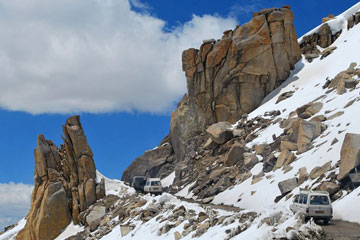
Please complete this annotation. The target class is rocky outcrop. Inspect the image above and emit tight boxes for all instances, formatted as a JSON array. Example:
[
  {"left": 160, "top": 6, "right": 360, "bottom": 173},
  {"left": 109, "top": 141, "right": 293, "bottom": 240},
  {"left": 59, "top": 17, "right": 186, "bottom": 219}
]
[
  {"left": 17, "top": 116, "right": 105, "bottom": 240},
  {"left": 300, "top": 23, "right": 341, "bottom": 56},
  {"left": 347, "top": 11, "right": 360, "bottom": 30},
  {"left": 170, "top": 5, "right": 301, "bottom": 167},
  {"left": 278, "top": 178, "right": 298, "bottom": 195},
  {"left": 122, "top": 140, "right": 175, "bottom": 183},
  {"left": 338, "top": 133, "right": 360, "bottom": 181},
  {"left": 123, "top": 7, "right": 301, "bottom": 194}
]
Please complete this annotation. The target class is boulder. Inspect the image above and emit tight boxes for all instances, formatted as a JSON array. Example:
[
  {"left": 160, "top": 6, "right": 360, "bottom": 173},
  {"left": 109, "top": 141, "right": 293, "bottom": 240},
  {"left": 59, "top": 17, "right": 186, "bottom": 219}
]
[
  {"left": 254, "top": 144, "right": 269, "bottom": 156},
  {"left": 120, "top": 225, "right": 135, "bottom": 237},
  {"left": 274, "top": 150, "right": 295, "bottom": 170},
  {"left": 278, "top": 178, "right": 298, "bottom": 195},
  {"left": 174, "top": 231, "right": 182, "bottom": 240},
  {"left": 244, "top": 153, "right": 259, "bottom": 169},
  {"left": 318, "top": 23, "right": 333, "bottom": 48},
  {"left": 297, "top": 167, "right": 308, "bottom": 185},
  {"left": 263, "top": 153, "right": 277, "bottom": 173},
  {"left": 318, "top": 182, "right": 340, "bottom": 195},
  {"left": 225, "top": 144, "right": 245, "bottom": 166},
  {"left": 86, "top": 206, "right": 106, "bottom": 229},
  {"left": 322, "top": 15, "right": 335, "bottom": 23},
  {"left": 338, "top": 133, "right": 360, "bottom": 181},
  {"left": 310, "top": 162, "right": 331, "bottom": 179},
  {"left": 296, "top": 102, "right": 323, "bottom": 119},
  {"left": 203, "top": 138, "right": 218, "bottom": 150},
  {"left": 280, "top": 141, "right": 297, "bottom": 151},
  {"left": 206, "top": 122, "right": 234, "bottom": 144},
  {"left": 293, "top": 119, "right": 325, "bottom": 153}
]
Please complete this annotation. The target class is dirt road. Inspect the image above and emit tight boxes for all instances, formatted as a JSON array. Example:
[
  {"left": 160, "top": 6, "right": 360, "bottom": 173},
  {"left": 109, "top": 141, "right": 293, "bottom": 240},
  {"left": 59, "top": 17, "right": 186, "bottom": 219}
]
[{"left": 322, "top": 219, "right": 360, "bottom": 240}]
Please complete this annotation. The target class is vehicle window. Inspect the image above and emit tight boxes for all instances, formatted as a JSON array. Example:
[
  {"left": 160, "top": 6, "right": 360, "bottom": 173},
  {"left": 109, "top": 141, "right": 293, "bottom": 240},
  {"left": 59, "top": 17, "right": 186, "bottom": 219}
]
[
  {"left": 310, "top": 195, "right": 329, "bottom": 205},
  {"left": 293, "top": 195, "right": 299, "bottom": 203},
  {"left": 299, "top": 194, "right": 304, "bottom": 204},
  {"left": 151, "top": 181, "right": 161, "bottom": 186},
  {"left": 303, "top": 195, "right": 308, "bottom": 204},
  {"left": 146, "top": 181, "right": 150, "bottom": 186},
  {"left": 135, "top": 178, "right": 144, "bottom": 183}
]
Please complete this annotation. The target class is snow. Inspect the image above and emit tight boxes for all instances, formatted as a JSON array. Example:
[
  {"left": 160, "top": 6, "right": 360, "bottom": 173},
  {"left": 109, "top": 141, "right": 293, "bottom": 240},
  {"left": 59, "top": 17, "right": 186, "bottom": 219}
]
[
  {"left": 3, "top": 3, "right": 360, "bottom": 240},
  {"left": 0, "top": 218, "right": 26, "bottom": 240},
  {"left": 97, "top": 170, "right": 136, "bottom": 196},
  {"left": 175, "top": 181, "right": 196, "bottom": 198},
  {"left": 333, "top": 186, "right": 360, "bottom": 224},
  {"left": 54, "top": 222, "right": 84, "bottom": 240},
  {"left": 161, "top": 171, "right": 176, "bottom": 187},
  {"left": 299, "top": 2, "right": 360, "bottom": 43},
  {"left": 214, "top": 6, "right": 360, "bottom": 225}
]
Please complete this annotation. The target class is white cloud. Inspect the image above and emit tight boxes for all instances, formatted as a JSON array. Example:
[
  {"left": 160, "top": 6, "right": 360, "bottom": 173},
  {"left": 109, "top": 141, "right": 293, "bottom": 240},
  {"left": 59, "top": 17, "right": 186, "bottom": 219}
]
[
  {"left": 0, "top": 182, "right": 32, "bottom": 231},
  {"left": 0, "top": 0, "right": 237, "bottom": 114}
]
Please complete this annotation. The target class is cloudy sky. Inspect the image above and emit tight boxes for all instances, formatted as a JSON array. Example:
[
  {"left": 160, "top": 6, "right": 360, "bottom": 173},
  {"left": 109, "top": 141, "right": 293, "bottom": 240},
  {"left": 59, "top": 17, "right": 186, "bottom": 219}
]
[{"left": 0, "top": 0, "right": 358, "bottom": 232}]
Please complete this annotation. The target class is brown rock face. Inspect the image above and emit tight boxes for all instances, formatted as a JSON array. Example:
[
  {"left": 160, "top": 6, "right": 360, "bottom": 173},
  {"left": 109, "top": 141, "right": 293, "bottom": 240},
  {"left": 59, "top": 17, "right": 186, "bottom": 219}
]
[
  {"left": 338, "top": 133, "right": 360, "bottom": 181},
  {"left": 122, "top": 140, "right": 175, "bottom": 183},
  {"left": 123, "top": 6, "right": 301, "bottom": 185},
  {"left": 171, "top": 6, "right": 301, "bottom": 162},
  {"left": 17, "top": 116, "right": 105, "bottom": 240}
]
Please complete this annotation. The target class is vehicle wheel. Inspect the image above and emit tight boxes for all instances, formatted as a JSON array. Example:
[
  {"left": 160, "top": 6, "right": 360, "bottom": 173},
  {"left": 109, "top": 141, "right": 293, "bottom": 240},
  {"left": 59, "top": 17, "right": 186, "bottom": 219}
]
[
  {"left": 304, "top": 217, "right": 309, "bottom": 222},
  {"left": 324, "top": 219, "right": 329, "bottom": 225}
]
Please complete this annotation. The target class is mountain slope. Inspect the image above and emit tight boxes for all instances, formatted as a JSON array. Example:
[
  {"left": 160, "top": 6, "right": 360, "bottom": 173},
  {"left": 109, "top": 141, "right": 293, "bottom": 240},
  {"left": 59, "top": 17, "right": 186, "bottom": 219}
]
[{"left": 2, "top": 3, "right": 360, "bottom": 240}]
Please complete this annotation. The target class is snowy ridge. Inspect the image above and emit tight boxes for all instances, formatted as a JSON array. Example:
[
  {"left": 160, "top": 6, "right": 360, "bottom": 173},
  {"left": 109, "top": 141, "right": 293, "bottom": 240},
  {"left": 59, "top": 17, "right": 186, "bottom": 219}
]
[
  {"left": 213, "top": 14, "right": 360, "bottom": 223},
  {"left": 299, "top": 2, "right": 360, "bottom": 43}
]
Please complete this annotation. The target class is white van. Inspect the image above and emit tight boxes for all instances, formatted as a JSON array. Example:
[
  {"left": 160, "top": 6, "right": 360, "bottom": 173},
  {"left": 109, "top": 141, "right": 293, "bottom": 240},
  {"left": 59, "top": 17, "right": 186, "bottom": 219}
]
[
  {"left": 144, "top": 178, "right": 163, "bottom": 195},
  {"left": 290, "top": 190, "right": 332, "bottom": 224}
]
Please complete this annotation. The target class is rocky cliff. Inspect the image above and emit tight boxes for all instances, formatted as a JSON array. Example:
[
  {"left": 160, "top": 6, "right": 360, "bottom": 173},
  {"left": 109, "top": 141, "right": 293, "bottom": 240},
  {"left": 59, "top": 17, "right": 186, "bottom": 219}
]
[
  {"left": 122, "top": 6, "right": 301, "bottom": 183},
  {"left": 17, "top": 116, "right": 105, "bottom": 240}
]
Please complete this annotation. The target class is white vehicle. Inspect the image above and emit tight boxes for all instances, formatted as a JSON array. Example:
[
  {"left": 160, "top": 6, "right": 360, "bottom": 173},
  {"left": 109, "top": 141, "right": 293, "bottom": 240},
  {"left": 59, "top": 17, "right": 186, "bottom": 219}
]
[
  {"left": 290, "top": 190, "right": 333, "bottom": 224},
  {"left": 144, "top": 178, "right": 163, "bottom": 195}
]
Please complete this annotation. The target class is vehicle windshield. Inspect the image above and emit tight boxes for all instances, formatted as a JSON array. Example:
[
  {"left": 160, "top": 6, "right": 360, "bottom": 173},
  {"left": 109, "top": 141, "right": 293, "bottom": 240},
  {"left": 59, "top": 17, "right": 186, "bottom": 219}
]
[
  {"left": 134, "top": 178, "right": 145, "bottom": 183},
  {"left": 151, "top": 181, "right": 161, "bottom": 186},
  {"left": 310, "top": 195, "right": 329, "bottom": 205}
]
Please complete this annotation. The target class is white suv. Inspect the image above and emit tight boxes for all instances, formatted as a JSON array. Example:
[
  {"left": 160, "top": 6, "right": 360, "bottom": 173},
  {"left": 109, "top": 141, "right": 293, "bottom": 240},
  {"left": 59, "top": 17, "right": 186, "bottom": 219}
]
[
  {"left": 290, "top": 190, "right": 333, "bottom": 224},
  {"left": 144, "top": 178, "right": 163, "bottom": 195}
]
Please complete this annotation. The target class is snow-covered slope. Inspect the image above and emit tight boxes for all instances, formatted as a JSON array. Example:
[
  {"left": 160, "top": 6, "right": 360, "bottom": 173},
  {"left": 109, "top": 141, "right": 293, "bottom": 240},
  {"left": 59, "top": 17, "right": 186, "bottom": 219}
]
[
  {"left": 212, "top": 5, "right": 360, "bottom": 224},
  {"left": 2, "top": 3, "right": 360, "bottom": 240}
]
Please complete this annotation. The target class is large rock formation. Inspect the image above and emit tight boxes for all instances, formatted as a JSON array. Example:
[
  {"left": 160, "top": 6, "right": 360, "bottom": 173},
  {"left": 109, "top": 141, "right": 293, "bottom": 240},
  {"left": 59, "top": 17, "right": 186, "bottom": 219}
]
[
  {"left": 17, "top": 116, "right": 105, "bottom": 240},
  {"left": 123, "top": 6, "right": 301, "bottom": 183},
  {"left": 338, "top": 133, "right": 360, "bottom": 181},
  {"left": 170, "top": 6, "right": 301, "bottom": 164}
]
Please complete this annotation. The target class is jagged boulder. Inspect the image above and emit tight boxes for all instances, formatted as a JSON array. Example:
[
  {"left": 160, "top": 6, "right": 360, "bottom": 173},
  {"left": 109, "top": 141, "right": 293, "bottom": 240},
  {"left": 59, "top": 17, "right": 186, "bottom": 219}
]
[
  {"left": 274, "top": 149, "right": 295, "bottom": 170},
  {"left": 244, "top": 153, "right": 259, "bottom": 169},
  {"left": 318, "top": 182, "right": 340, "bottom": 195},
  {"left": 17, "top": 116, "right": 105, "bottom": 240},
  {"left": 338, "top": 133, "right": 360, "bottom": 181},
  {"left": 310, "top": 162, "right": 331, "bottom": 180},
  {"left": 278, "top": 178, "right": 298, "bottom": 195},
  {"left": 206, "top": 122, "right": 234, "bottom": 145},
  {"left": 296, "top": 102, "right": 323, "bottom": 119},
  {"left": 225, "top": 144, "right": 245, "bottom": 166},
  {"left": 291, "top": 119, "right": 326, "bottom": 153}
]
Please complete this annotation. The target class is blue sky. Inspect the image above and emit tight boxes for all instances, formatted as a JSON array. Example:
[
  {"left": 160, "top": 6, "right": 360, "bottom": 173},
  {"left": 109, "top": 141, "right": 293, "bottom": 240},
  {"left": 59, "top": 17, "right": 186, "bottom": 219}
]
[{"left": 0, "top": 0, "right": 359, "bottom": 231}]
